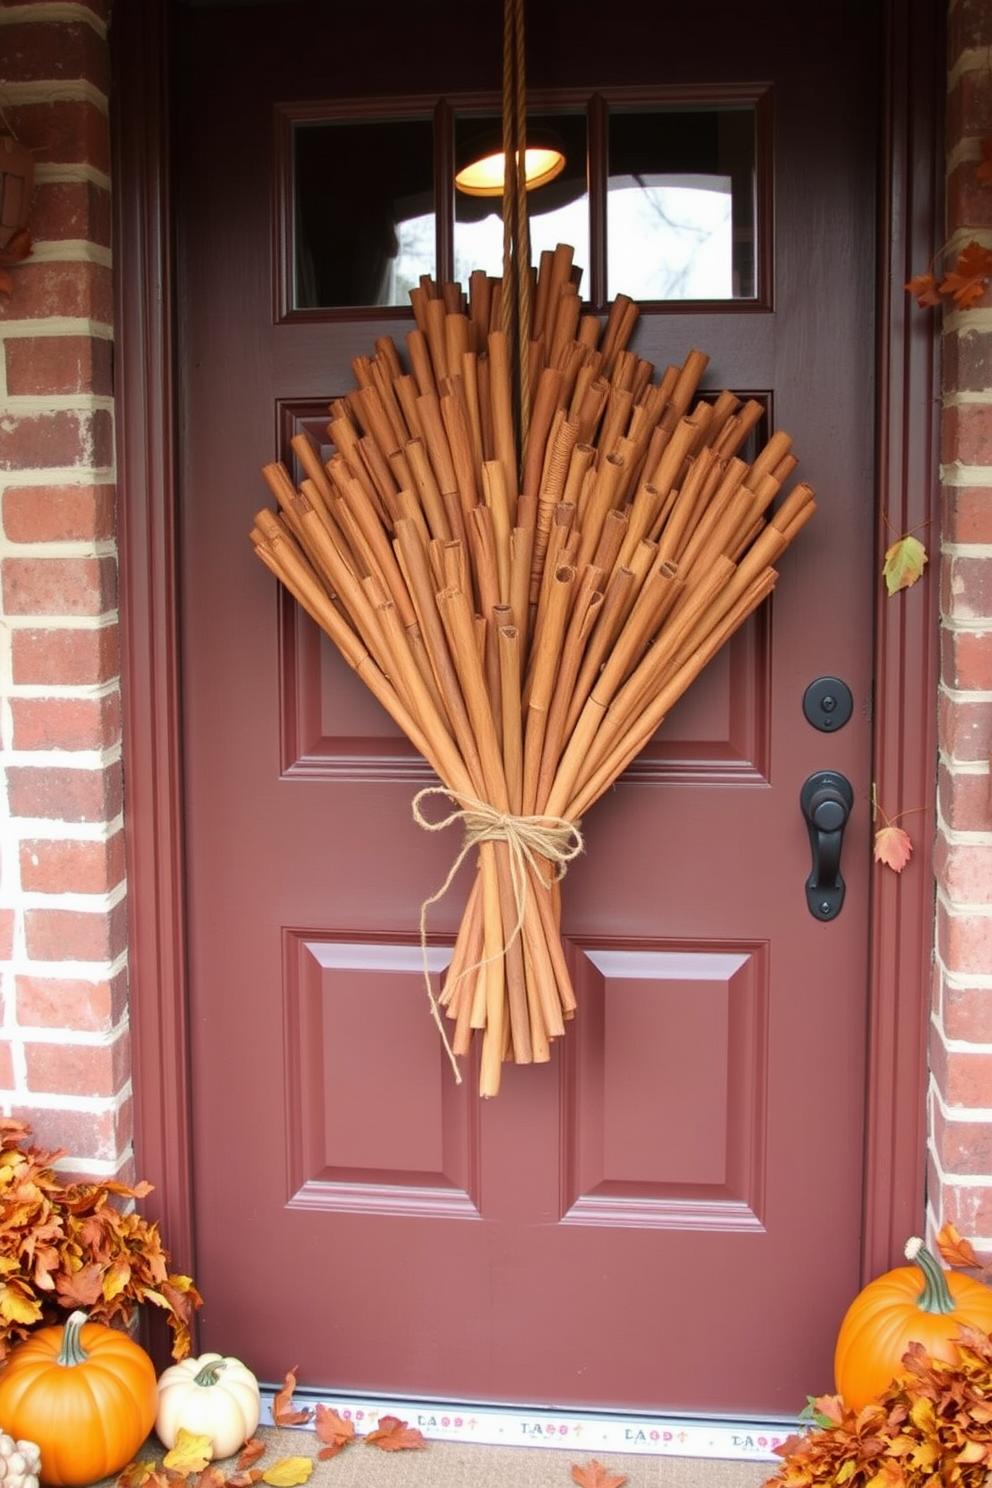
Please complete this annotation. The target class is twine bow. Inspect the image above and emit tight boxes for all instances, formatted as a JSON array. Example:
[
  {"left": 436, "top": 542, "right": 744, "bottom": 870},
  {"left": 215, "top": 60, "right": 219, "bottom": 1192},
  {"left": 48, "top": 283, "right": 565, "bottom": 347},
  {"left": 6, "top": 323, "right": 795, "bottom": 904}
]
[{"left": 412, "top": 786, "right": 584, "bottom": 1080}]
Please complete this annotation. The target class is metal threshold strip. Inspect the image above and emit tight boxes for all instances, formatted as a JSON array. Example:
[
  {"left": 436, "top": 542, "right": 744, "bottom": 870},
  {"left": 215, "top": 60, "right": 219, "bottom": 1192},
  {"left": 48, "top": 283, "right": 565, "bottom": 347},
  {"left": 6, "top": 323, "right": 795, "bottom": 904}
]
[{"left": 259, "top": 1387, "right": 797, "bottom": 1462}]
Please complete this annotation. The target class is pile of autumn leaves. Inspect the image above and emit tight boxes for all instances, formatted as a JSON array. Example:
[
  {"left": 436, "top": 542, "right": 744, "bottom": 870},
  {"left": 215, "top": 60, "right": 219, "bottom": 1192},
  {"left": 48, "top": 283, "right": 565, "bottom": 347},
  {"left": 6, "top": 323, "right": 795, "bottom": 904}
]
[
  {"left": 0, "top": 1117, "right": 200, "bottom": 1360},
  {"left": 765, "top": 1232, "right": 992, "bottom": 1488}
]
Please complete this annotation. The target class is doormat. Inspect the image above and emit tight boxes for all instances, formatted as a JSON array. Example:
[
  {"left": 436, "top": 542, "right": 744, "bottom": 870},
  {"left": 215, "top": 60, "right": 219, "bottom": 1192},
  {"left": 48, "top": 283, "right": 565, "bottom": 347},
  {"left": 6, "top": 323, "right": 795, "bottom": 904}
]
[{"left": 259, "top": 1389, "right": 795, "bottom": 1462}]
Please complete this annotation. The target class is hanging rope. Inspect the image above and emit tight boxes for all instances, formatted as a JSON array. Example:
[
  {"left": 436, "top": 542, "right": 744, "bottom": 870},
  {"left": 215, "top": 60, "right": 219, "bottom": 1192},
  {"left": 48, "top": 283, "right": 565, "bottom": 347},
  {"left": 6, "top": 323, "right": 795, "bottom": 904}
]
[{"left": 500, "top": 0, "right": 533, "bottom": 462}]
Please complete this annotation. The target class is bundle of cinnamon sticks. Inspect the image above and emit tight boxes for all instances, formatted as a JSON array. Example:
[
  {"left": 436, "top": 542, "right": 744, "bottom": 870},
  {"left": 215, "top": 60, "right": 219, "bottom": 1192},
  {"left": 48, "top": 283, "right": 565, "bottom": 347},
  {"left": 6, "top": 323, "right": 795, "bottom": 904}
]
[{"left": 250, "top": 243, "right": 815, "bottom": 1096}]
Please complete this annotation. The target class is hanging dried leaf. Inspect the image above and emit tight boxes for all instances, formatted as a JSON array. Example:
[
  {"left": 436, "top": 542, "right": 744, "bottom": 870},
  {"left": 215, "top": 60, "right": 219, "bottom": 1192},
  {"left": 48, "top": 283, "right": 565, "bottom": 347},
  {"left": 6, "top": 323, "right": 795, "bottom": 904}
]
[
  {"left": 882, "top": 534, "right": 927, "bottom": 596},
  {"left": 939, "top": 240, "right": 992, "bottom": 308},
  {"left": 571, "top": 1459, "right": 629, "bottom": 1488},
  {"left": 260, "top": 1459, "right": 314, "bottom": 1487},
  {"left": 364, "top": 1415, "right": 427, "bottom": 1451},
  {"left": 905, "top": 271, "right": 942, "bottom": 308},
  {"left": 874, "top": 823, "right": 914, "bottom": 873},
  {"left": 936, "top": 1221, "right": 983, "bottom": 1272}
]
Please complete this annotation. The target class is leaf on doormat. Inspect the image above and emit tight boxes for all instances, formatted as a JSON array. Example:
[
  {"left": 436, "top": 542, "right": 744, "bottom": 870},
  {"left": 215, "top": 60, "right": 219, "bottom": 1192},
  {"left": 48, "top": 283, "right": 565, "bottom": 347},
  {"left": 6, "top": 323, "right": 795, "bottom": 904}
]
[
  {"left": 236, "top": 1440, "right": 268, "bottom": 1471},
  {"left": 224, "top": 1474, "right": 265, "bottom": 1487},
  {"left": 116, "top": 1462, "right": 162, "bottom": 1488},
  {"left": 261, "top": 1459, "right": 314, "bottom": 1486},
  {"left": 364, "top": 1415, "right": 428, "bottom": 1451},
  {"left": 873, "top": 823, "right": 914, "bottom": 873},
  {"left": 882, "top": 533, "right": 927, "bottom": 596},
  {"left": 273, "top": 1367, "right": 313, "bottom": 1425},
  {"left": 936, "top": 1220, "right": 983, "bottom": 1271},
  {"left": 571, "top": 1459, "right": 628, "bottom": 1488},
  {"left": 163, "top": 1427, "right": 214, "bottom": 1473},
  {"left": 190, "top": 1468, "right": 227, "bottom": 1488},
  {"left": 315, "top": 1403, "right": 356, "bottom": 1459}
]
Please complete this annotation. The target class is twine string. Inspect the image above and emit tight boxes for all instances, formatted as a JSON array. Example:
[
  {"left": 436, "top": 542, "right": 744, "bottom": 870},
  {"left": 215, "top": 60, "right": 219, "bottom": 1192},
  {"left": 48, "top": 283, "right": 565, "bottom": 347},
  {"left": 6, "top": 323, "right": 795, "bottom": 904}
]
[{"left": 412, "top": 787, "right": 584, "bottom": 1081}]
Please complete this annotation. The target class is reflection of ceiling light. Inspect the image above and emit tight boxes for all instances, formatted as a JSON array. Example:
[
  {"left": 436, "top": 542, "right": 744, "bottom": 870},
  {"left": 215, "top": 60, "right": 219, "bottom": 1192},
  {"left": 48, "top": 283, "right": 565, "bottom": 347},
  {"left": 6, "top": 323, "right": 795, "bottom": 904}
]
[{"left": 455, "top": 133, "right": 566, "bottom": 197}]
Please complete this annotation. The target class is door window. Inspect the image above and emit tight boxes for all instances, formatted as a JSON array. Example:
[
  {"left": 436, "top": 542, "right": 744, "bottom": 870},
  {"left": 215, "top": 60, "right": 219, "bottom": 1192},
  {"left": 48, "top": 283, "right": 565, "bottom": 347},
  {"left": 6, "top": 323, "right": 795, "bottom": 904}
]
[{"left": 283, "top": 92, "right": 763, "bottom": 316}]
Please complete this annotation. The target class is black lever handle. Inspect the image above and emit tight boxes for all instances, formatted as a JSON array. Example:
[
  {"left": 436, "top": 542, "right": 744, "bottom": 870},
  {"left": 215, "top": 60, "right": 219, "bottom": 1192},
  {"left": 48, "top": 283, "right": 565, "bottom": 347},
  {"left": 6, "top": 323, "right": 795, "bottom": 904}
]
[{"left": 800, "top": 771, "right": 854, "bottom": 921}]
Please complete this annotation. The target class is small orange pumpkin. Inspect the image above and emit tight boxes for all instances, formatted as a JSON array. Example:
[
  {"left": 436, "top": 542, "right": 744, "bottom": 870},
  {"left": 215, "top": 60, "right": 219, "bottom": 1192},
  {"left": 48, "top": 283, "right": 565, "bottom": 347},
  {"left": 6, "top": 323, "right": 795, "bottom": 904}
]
[
  {"left": 0, "top": 1309, "right": 158, "bottom": 1487},
  {"left": 834, "top": 1236, "right": 992, "bottom": 1411}
]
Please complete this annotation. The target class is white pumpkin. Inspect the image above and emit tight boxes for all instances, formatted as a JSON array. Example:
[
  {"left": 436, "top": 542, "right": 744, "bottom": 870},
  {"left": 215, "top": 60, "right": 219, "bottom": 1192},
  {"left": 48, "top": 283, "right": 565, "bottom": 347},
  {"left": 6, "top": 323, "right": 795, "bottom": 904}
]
[{"left": 155, "top": 1352, "right": 261, "bottom": 1459}]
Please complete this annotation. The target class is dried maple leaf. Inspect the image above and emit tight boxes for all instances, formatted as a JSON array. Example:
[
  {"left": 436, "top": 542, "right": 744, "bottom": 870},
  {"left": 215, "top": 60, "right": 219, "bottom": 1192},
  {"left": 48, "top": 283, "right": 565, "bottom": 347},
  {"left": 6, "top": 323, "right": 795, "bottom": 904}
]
[
  {"left": 363, "top": 1415, "right": 427, "bottom": 1451},
  {"left": 939, "top": 240, "right": 992, "bottom": 308},
  {"left": 260, "top": 1460, "right": 314, "bottom": 1487},
  {"left": 236, "top": 1440, "right": 267, "bottom": 1470},
  {"left": 874, "top": 823, "right": 913, "bottom": 873},
  {"left": 315, "top": 1403, "right": 356, "bottom": 1460},
  {"left": 571, "top": 1459, "right": 628, "bottom": 1488},
  {"left": 190, "top": 1469, "right": 227, "bottom": 1488},
  {"left": 936, "top": 1221, "right": 982, "bottom": 1271},
  {"left": 882, "top": 533, "right": 927, "bottom": 596},
  {"left": 225, "top": 1474, "right": 264, "bottom": 1487},
  {"left": 116, "top": 1463, "right": 162, "bottom": 1488},
  {"left": 163, "top": 1427, "right": 213, "bottom": 1473},
  {"left": 905, "top": 271, "right": 942, "bottom": 308},
  {"left": 272, "top": 1367, "right": 312, "bottom": 1426}
]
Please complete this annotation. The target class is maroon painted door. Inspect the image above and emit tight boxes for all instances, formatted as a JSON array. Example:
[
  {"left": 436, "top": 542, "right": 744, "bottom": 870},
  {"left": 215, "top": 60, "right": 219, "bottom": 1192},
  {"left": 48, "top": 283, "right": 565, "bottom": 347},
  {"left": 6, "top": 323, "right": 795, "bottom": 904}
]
[{"left": 176, "top": 0, "right": 878, "bottom": 1414}]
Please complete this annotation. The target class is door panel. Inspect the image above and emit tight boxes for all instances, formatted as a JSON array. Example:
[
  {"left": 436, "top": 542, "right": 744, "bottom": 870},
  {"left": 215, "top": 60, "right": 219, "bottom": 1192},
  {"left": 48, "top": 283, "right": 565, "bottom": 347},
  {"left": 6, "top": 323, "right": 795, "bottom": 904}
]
[{"left": 176, "top": 0, "right": 878, "bottom": 1413}]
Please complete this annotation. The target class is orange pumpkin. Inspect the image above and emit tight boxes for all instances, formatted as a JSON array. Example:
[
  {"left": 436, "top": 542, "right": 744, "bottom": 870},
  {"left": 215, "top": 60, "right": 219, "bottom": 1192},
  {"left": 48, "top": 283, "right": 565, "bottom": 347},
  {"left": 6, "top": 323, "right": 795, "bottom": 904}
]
[
  {"left": 834, "top": 1237, "right": 992, "bottom": 1411},
  {"left": 0, "top": 1309, "right": 158, "bottom": 1486}
]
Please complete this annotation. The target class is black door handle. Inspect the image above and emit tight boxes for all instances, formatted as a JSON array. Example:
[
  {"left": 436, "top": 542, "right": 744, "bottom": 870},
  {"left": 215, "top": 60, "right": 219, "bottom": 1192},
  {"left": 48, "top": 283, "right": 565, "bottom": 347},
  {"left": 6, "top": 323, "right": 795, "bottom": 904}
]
[{"left": 800, "top": 771, "right": 854, "bottom": 921}]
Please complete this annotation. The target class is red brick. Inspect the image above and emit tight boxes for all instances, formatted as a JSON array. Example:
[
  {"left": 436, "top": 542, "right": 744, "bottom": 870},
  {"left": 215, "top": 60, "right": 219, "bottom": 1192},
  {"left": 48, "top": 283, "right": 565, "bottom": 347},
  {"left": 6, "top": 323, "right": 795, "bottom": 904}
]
[
  {"left": 0, "top": 261, "right": 113, "bottom": 323},
  {"left": 942, "top": 403, "right": 992, "bottom": 468},
  {"left": 3, "top": 484, "right": 115, "bottom": 543},
  {"left": 934, "top": 835, "right": 992, "bottom": 905},
  {"left": 1, "top": 555, "right": 117, "bottom": 616},
  {"left": 0, "top": 22, "right": 110, "bottom": 93},
  {"left": 940, "top": 978, "right": 992, "bottom": 1043},
  {"left": 5, "top": 98, "right": 110, "bottom": 176},
  {"left": 23, "top": 1032, "right": 129, "bottom": 1101},
  {"left": 938, "top": 690, "right": 992, "bottom": 762},
  {"left": 936, "top": 1183, "right": 992, "bottom": 1237},
  {"left": 6, "top": 762, "right": 122, "bottom": 823},
  {"left": 27, "top": 180, "right": 112, "bottom": 249},
  {"left": 931, "top": 1037, "right": 992, "bottom": 1107},
  {"left": 10, "top": 693, "right": 121, "bottom": 752},
  {"left": 0, "top": 911, "right": 13, "bottom": 961},
  {"left": 11, "top": 1101, "right": 133, "bottom": 1172},
  {"left": 11, "top": 625, "right": 119, "bottom": 685},
  {"left": 943, "top": 554, "right": 992, "bottom": 622},
  {"left": 23, "top": 898, "right": 127, "bottom": 963},
  {"left": 946, "top": 167, "right": 992, "bottom": 234},
  {"left": 938, "top": 760, "right": 992, "bottom": 832},
  {"left": 944, "top": 326, "right": 992, "bottom": 393},
  {"left": 937, "top": 899, "right": 992, "bottom": 973},
  {"left": 15, "top": 969, "right": 127, "bottom": 1032},
  {"left": 5, "top": 336, "right": 113, "bottom": 397},
  {"left": 0, "top": 1042, "right": 15, "bottom": 1091},
  {"left": 947, "top": 70, "right": 992, "bottom": 141},
  {"left": 20, "top": 833, "right": 125, "bottom": 895},
  {"left": 941, "top": 626, "right": 992, "bottom": 691},
  {"left": 949, "top": 0, "right": 992, "bottom": 57},
  {"left": 932, "top": 1105, "right": 992, "bottom": 1175},
  {"left": 941, "top": 486, "right": 992, "bottom": 545},
  {"left": 0, "top": 409, "right": 114, "bottom": 474}
]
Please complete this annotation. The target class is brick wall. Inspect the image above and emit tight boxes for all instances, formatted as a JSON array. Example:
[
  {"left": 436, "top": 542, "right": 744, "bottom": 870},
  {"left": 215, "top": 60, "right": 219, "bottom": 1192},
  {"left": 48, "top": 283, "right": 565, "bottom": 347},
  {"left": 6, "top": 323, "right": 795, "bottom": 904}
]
[
  {"left": 0, "top": 0, "right": 131, "bottom": 1179},
  {"left": 931, "top": 0, "right": 992, "bottom": 1248}
]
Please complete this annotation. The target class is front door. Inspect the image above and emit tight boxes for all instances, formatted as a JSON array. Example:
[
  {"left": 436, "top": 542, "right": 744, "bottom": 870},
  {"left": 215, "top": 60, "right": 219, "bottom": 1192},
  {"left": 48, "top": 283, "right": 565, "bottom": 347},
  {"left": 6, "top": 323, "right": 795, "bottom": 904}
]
[{"left": 175, "top": 0, "right": 880, "bottom": 1414}]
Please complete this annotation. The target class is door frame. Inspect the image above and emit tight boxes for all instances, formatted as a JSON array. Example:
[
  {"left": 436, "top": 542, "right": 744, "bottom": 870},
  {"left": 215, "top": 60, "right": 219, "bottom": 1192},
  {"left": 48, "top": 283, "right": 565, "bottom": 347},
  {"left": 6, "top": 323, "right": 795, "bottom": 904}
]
[{"left": 111, "top": 0, "right": 944, "bottom": 1365}]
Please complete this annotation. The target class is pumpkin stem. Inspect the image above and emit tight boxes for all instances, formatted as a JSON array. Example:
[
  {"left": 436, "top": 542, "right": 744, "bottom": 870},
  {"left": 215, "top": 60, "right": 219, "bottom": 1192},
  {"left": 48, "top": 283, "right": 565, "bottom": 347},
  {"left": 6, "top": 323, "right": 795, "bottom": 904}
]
[
  {"left": 904, "top": 1236, "right": 957, "bottom": 1315},
  {"left": 194, "top": 1358, "right": 228, "bottom": 1387},
  {"left": 56, "top": 1310, "right": 91, "bottom": 1368}
]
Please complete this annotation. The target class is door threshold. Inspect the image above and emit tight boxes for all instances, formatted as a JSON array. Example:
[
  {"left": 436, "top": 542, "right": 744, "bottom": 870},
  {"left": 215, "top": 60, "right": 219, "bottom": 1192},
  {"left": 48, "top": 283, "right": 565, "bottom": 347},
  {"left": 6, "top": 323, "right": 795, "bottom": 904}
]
[{"left": 260, "top": 1387, "right": 797, "bottom": 1462}]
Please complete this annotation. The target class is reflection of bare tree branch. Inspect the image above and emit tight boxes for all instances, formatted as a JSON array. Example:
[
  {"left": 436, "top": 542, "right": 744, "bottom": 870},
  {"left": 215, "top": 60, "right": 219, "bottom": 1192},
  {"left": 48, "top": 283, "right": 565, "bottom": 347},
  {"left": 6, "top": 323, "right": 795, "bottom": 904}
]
[{"left": 631, "top": 173, "right": 717, "bottom": 296}]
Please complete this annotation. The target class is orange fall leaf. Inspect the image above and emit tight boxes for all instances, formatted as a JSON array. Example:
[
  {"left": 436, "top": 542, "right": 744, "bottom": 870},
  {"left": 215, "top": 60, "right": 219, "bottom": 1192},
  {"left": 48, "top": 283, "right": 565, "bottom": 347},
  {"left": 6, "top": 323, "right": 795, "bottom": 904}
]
[
  {"left": 272, "top": 1367, "right": 312, "bottom": 1426},
  {"left": 874, "top": 823, "right": 913, "bottom": 873},
  {"left": 364, "top": 1415, "right": 427, "bottom": 1451},
  {"left": 572, "top": 1460, "right": 629, "bottom": 1488},
  {"left": 936, "top": 1220, "right": 983, "bottom": 1270}
]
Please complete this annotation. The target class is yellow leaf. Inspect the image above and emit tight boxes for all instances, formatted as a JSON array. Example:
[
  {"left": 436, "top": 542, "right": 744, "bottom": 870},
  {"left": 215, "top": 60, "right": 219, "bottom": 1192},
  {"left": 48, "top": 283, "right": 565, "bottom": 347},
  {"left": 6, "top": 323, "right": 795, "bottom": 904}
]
[
  {"left": 163, "top": 1427, "right": 213, "bottom": 1472},
  {"left": 0, "top": 1284, "right": 41, "bottom": 1325},
  {"left": 261, "top": 1459, "right": 315, "bottom": 1486},
  {"left": 883, "top": 533, "right": 927, "bottom": 596}
]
